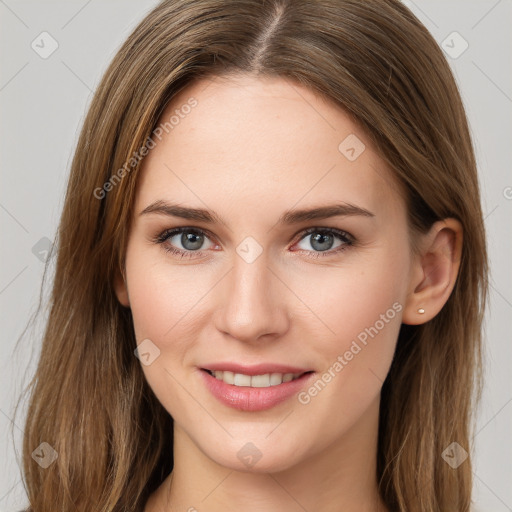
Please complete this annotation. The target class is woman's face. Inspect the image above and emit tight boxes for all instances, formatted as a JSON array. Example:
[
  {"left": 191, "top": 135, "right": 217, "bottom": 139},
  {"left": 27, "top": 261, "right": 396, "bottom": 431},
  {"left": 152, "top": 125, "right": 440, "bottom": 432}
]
[{"left": 116, "top": 74, "right": 419, "bottom": 472}]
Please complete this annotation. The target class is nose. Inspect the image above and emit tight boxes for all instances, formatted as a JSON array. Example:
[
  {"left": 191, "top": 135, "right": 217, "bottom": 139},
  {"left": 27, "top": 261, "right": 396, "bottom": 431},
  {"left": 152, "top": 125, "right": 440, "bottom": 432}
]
[{"left": 214, "top": 249, "right": 291, "bottom": 344}]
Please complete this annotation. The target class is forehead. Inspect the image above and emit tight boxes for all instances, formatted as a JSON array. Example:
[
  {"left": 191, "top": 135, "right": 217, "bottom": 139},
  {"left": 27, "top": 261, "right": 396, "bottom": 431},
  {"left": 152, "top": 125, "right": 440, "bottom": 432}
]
[{"left": 135, "top": 74, "right": 405, "bottom": 225}]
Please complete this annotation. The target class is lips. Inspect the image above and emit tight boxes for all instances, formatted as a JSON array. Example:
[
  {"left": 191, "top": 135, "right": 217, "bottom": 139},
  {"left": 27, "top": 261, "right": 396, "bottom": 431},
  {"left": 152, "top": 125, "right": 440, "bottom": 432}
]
[{"left": 198, "top": 362, "right": 316, "bottom": 411}]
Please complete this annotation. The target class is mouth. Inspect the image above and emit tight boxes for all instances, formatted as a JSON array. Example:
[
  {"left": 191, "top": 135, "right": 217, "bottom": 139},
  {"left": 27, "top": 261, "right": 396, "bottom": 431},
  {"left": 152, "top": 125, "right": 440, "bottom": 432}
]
[
  {"left": 198, "top": 361, "right": 316, "bottom": 411},
  {"left": 201, "top": 368, "right": 313, "bottom": 388},
  {"left": 199, "top": 366, "right": 316, "bottom": 411}
]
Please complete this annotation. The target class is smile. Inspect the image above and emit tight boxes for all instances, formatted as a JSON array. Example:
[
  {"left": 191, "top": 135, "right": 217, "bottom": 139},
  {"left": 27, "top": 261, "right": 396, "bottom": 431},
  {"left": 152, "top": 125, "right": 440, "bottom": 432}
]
[
  {"left": 204, "top": 369, "right": 306, "bottom": 387},
  {"left": 199, "top": 367, "right": 316, "bottom": 411}
]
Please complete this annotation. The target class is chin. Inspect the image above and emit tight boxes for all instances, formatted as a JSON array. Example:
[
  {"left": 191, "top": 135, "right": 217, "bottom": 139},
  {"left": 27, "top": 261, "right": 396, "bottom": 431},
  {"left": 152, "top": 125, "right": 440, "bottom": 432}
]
[{"left": 202, "top": 438, "right": 308, "bottom": 474}]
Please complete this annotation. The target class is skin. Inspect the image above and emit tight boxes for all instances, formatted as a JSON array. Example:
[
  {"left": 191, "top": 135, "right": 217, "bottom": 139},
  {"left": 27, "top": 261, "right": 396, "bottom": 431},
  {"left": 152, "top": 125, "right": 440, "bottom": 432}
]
[{"left": 114, "top": 74, "right": 462, "bottom": 512}]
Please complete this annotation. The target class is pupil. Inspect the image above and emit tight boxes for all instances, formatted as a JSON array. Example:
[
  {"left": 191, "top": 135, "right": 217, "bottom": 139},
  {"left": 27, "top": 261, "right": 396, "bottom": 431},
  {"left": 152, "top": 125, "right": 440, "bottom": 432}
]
[{"left": 311, "top": 232, "right": 333, "bottom": 252}]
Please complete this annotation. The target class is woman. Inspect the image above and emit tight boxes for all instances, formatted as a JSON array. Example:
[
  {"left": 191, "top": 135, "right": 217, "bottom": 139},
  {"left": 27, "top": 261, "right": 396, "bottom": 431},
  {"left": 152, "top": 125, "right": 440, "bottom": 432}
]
[{"left": 17, "top": 0, "right": 488, "bottom": 510}]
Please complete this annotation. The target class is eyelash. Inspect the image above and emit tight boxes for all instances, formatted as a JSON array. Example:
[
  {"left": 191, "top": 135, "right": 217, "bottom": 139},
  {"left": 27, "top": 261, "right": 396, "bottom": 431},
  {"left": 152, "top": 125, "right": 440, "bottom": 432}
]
[{"left": 152, "top": 226, "right": 355, "bottom": 260}]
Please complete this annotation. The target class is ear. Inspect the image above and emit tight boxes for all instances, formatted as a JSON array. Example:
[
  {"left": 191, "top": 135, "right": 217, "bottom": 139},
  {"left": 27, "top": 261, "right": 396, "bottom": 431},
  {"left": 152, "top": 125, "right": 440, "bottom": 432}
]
[
  {"left": 402, "top": 218, "right": 463, "bottom": 325},
  {"left": 113, "top": 265, "right": 130, "bottom": 308}
]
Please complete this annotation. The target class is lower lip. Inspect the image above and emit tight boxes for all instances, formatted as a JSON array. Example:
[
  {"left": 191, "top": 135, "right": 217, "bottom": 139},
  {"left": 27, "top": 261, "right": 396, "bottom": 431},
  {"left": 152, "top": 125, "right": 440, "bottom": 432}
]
[{"left": 200, "top": 369, "right": 315, "bottom": 411}]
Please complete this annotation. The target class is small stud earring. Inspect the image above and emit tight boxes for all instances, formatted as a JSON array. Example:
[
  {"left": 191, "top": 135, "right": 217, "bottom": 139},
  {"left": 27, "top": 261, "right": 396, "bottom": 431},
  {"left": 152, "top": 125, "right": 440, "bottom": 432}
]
[{"left": 418, "top": 308, "right": 425, "bottom": 314}]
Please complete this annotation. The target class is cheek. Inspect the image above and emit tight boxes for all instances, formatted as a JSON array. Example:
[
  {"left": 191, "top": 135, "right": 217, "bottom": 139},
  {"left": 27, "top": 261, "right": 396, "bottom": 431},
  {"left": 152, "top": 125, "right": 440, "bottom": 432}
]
[
  {"left": 124, "top": 245, "right": 202, "bottom": 415},
  {"left": 314, "top": 284, "right": 402, "bottom": 394},
  {"left": 125, "top": 241, "right": 203, "bottom": 341},
  {"left": 294, "top": 244, "right": 407, "bottom": 346},
  {"left": 292, "top": 263, "right": 404, "bottom": 448},
  {"left": 124, "top": 245, "right": 210, "bottom": 403},
  {"left": 298, "top": 240, "right": 408, "bottom": 394}
]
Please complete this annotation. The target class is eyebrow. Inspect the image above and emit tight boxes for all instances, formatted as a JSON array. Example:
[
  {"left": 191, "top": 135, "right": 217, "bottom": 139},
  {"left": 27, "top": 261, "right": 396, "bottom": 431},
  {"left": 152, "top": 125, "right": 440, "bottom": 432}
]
[{"left": 139, "top": 200, "right": 375, "bottom": 225}]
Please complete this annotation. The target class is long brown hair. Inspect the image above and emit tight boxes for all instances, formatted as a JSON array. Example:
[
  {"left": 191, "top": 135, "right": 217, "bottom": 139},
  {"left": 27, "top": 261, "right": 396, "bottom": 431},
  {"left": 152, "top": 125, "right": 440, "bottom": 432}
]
[{"left": 15, "top": 0, "right": 488, "bottom": 510}]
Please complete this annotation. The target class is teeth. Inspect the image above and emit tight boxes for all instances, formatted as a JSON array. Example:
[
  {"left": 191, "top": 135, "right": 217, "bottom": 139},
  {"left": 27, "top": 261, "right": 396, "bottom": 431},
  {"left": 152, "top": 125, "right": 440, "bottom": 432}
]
[
  {"left": 233, "top": 373, "right": 251, "bottom": 386},
  {"left": 251, "top": 374, "right": 270, "bottom": 387},
  {"left": 269, "top": 373, "right": 283, "bottom": 386},
  {"left": 222, "top": 371, "right": 234, "bottom": 385},
  {"left": 210, "top": 370, "right": 303, "bottom": 387}
]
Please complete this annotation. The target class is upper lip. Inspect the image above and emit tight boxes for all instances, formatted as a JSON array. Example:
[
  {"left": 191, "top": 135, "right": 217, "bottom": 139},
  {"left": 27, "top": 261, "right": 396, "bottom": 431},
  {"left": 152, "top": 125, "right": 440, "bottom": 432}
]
[{"left": 200, "top": 362, "right": 313, "bottom": 376}]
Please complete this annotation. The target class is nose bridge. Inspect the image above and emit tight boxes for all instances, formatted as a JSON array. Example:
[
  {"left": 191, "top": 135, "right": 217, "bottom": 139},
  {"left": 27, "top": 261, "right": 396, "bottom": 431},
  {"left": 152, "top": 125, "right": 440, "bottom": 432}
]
[{"left": 215, "top": 239, "right": 289, "bottom": 342}]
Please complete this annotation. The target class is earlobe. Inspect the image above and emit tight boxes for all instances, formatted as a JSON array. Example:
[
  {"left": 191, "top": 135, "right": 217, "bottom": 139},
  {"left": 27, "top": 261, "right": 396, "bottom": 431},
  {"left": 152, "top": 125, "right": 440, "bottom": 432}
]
[
  {"left": 402, "top": 218, "right": 463, "bottom": 325},
  {"left": 113, "top": 267, "right": 130, "bottom": 307}
]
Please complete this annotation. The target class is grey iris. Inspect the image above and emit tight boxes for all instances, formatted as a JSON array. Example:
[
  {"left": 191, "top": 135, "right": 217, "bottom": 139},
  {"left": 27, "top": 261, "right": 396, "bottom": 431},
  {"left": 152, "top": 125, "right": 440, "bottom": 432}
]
[
  {"left": 310, "top": 232, "right": 334, "bottom": 251},
  {"left": 182, "top": 232, "right": 204, "bottom": 250}
]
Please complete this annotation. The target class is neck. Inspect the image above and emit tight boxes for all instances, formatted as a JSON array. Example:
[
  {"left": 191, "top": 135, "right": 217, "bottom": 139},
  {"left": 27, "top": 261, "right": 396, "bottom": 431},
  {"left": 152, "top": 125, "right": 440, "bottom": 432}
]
[{"left": 146, "top": 395, "right": 388, "bottom": 512}]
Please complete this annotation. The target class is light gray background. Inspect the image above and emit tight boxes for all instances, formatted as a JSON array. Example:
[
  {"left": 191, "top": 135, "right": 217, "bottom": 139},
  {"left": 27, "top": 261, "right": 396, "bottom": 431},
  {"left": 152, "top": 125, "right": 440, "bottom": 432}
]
[{"left": 1, "top": 1, "right": 511, "bottom": 510}]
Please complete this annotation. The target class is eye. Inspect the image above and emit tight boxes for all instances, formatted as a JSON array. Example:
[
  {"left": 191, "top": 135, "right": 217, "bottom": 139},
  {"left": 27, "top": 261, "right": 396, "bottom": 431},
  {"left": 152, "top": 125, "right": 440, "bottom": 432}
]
[
  {"left": 152, "top": 227, "right": 218, "bottom": 259},
  {"left": 292, "top": 227, "right": 354, "bottom": 258}
]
